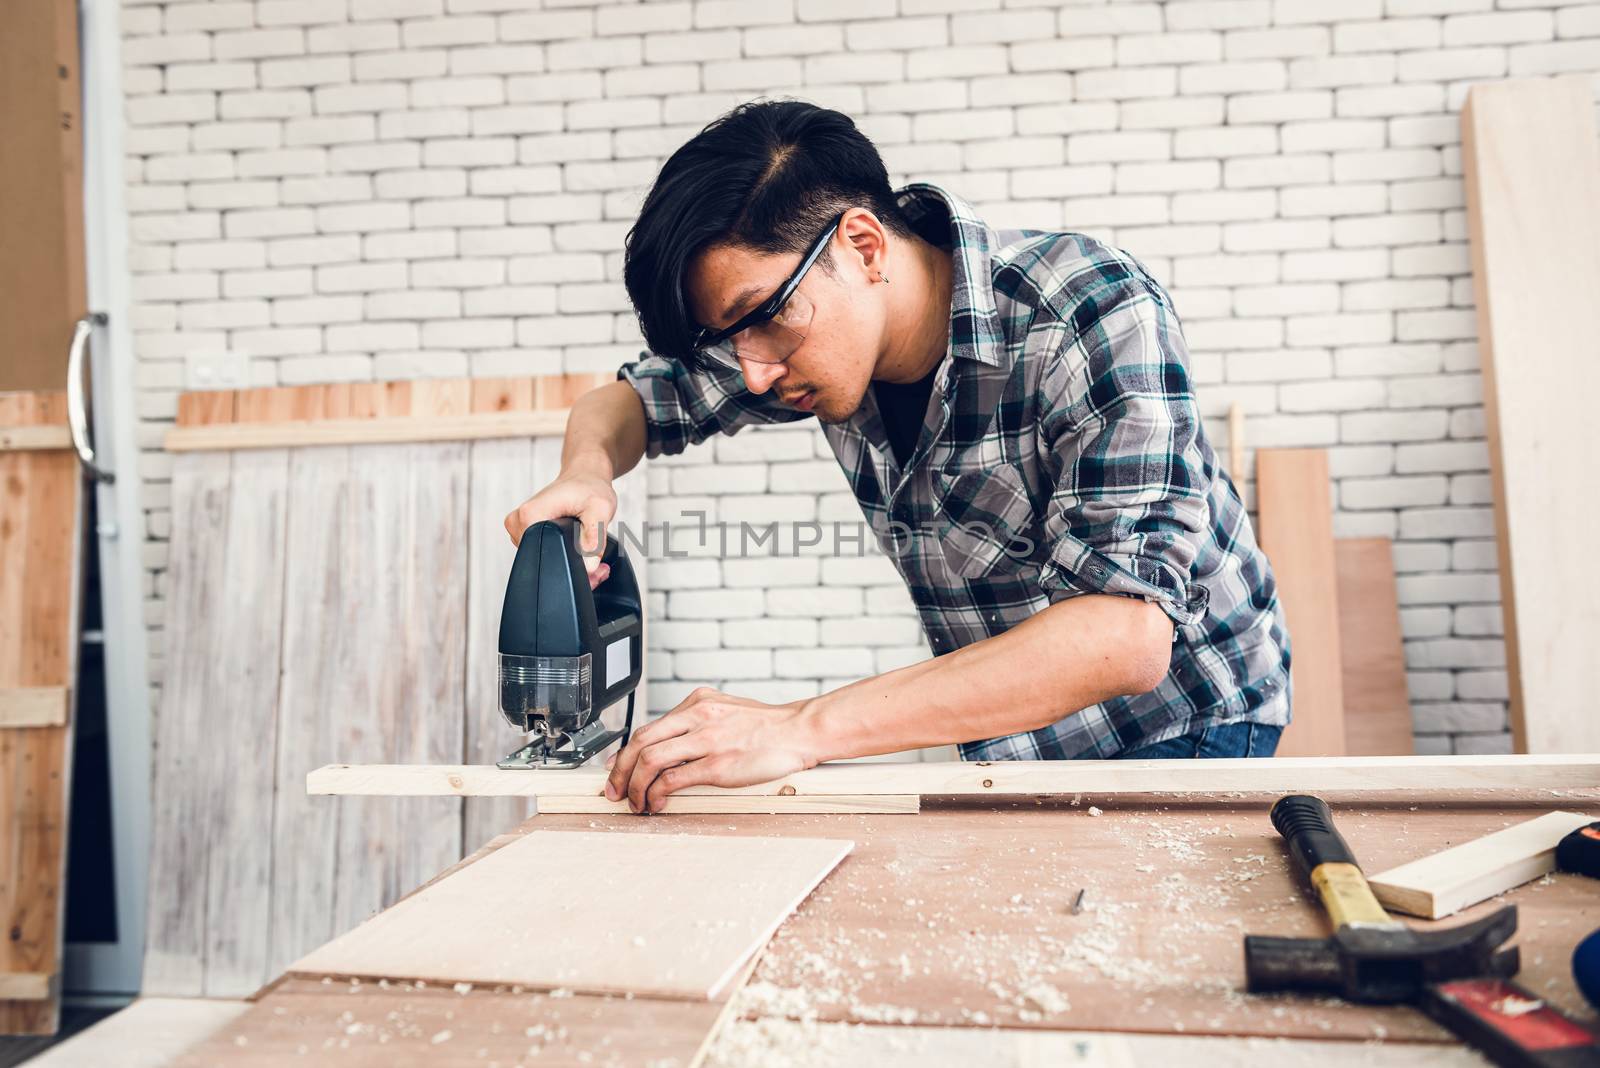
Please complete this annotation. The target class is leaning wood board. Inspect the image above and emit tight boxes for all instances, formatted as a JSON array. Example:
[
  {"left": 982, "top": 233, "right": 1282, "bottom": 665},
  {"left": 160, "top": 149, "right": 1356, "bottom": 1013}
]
[
  {"left": 1370, "top": 809, "right": 1595, "bottom": 919},
  {"left": 0, "top": 393, "right": 81, "bottom": 1035},
  {"left": 289, "top": 830, "right": 853, "bottom": 1002},
  {"left": 308, "top": 754, "right": 1600, "bottom": 799},
  {"left": 1255, "top": 448, "right": 1345, "bottom": 758},
  {"left": 1461, "top": 76, "right": 1600, "bottom": 754},
  {"left": 145, "top": 374, "right": 647, "bottom": 997},
  {"left": 1335, "top": 537, "right": 1414, "bottom": 755}
]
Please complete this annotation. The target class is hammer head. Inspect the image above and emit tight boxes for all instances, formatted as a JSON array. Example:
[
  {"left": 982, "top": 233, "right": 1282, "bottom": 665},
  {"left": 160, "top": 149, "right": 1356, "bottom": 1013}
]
[{"left": 1244, "top": 904, "right": 1520, "bottom": 1004}]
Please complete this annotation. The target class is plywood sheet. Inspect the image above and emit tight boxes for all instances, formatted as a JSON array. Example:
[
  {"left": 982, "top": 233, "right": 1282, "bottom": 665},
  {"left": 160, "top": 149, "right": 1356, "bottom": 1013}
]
[
  {"left": 1256, "top": 448, "right": 1345, "bottom": 757},
  {"left": 1461, "top": 76, "right": 1600, "bottom": 754},
  {"left": 290, "top": 830, "right": 853, "bottom": 1001},
  {"left": 1335, "top": 538, "right": 1413, "bottom": 756},
  {"left": 513, "top": 798, "right": 1600, "bottom": 1042}
]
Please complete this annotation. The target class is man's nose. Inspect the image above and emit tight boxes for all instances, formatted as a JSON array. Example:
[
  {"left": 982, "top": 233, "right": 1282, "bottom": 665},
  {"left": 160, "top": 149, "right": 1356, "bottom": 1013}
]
[{"left": 739, "top": 355, "right": 785, "bottom": 393}]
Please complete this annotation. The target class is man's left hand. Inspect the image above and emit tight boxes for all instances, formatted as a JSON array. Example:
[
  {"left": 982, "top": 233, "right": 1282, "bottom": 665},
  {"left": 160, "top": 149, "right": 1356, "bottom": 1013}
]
[{"left": 602, "top": 687, "right": 820, "bottom": 814}]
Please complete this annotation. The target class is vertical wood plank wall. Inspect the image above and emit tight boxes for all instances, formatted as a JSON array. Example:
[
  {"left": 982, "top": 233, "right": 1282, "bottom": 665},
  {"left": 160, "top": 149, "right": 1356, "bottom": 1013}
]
[
  {"left": 145, "top": 376, "right": 647, "bottom": 996},
  {"left": 0, "top": 393, "right": 82, "bottom": 1034}
]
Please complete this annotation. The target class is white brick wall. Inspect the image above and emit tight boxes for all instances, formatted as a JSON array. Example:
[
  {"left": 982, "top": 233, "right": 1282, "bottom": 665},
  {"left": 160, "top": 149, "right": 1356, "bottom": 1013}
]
[{"left": 119, "top": 0, "right": 1600, "bottom": 755}]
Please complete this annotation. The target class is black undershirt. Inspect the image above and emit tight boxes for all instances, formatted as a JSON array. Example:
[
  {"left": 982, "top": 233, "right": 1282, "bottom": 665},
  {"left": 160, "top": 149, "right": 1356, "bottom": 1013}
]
[
  {"left": 873, "top": 208, "right": 951, "bottom": 470},
  {"left": 874, "top": 365, "right": 939, "bottom": 470}
]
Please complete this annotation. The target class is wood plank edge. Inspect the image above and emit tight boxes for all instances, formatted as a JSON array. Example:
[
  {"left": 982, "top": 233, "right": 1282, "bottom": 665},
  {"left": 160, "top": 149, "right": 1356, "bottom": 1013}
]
[
  {"left": 164, "top": 410, "right": 571, "bottom": 452},
  {"left": 535, "top": 795, "right": 920, "bottom": 815}
]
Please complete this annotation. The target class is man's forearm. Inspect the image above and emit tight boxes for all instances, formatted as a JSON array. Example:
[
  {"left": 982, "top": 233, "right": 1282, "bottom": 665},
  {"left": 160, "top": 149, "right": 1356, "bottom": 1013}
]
[
  {"left": 795, "top": 594, "right": 1174, "bottom": 762},
  {"left": 562, "top": 380, "right": 650, "bottom": 480}
]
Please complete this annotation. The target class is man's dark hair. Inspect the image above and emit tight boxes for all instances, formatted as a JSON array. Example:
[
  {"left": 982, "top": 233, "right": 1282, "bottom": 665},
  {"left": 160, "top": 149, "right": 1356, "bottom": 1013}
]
[{"left": 623, "top": 99, "right": 915, "bottom": 368}]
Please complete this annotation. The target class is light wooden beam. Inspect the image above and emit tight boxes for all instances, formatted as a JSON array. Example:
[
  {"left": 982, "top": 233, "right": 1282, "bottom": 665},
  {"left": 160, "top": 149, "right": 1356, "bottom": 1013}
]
[
  {"left": 0, "top": 687, "right": 69, "bottom": 728},
  {"left": 164, "top": 411, "right": 570, "bottom": 452},
  {"left": 0, "top": 425, "right": 70, "bottom": 452},
  {"left": 308, "top": 755, "right": 1600, "bottom": 800},
  {"left": 1369, "top": 810, "right": 1596, "bottom": 920},
  {"left": 0, "top": 973, "right": 50, "bottom": 1001}
]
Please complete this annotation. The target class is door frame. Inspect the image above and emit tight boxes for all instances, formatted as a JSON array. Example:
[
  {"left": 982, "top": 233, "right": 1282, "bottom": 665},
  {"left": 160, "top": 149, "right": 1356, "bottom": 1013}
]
[{"left": 63, "top": 0, "right": 152, "bottom": 1001}]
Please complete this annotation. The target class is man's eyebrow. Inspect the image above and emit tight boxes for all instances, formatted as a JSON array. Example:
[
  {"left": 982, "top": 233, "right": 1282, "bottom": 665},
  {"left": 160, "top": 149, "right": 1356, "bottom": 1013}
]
[{"left": 716, "top": 284, "right": 769, "bottom": 326}]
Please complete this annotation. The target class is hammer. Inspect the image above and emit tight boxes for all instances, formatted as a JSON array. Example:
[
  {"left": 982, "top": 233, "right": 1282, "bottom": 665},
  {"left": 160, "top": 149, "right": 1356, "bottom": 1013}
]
[{"left": 1246, "top": 795, "right": 1600, "bottom": 1067}]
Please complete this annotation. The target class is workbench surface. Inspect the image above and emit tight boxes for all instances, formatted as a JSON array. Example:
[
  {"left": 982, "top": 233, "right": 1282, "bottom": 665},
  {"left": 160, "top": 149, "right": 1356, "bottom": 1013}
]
[{"left": 171, "top": 790, "right": 1600, "bottom": 1064}]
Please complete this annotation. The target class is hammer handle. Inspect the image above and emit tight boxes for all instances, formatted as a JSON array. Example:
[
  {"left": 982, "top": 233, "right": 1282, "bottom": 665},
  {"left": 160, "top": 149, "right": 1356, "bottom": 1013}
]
[{"left": 1272, "top": 795, "right": 1395, "bottom": 929}]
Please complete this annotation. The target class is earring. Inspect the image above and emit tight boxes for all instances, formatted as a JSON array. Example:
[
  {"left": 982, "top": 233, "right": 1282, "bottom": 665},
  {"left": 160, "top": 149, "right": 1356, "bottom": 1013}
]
[{"left": 879, "top": 274, "right": 890, "bottom": 285}]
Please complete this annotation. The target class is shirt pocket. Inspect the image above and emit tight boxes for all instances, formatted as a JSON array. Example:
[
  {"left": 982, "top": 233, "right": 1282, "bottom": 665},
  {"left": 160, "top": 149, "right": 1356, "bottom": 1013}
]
[{"left": 931, "top": 462, "right": 1039, "bottom": 580}]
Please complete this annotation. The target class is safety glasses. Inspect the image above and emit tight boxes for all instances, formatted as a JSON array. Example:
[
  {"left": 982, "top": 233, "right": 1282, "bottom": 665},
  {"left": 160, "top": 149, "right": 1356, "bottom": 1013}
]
[{"left": 689, "top": 211, "right": 846, "bottom": 371}]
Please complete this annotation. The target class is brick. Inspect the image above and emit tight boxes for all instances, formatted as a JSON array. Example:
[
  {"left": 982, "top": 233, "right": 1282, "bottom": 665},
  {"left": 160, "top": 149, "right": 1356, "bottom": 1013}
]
[
  {"left": 1455, "top": 605, "right": 1504, "bottom": 637},
  {"left": 1397, "top": 47, "right": 1507, "bottom": 82},
  {"left": 1280, "top": 378, "right": 1386, "bottom": 412},
  {"left": 1011, "top": 37, "right": 1116, "bottom": 72},
  {"left": 1444, "top": 10, "right": 1553, "bottom": 46},
  {"left": 1404, "top": 638, "right": 1504, "bottom": 670},
  {"left": 1228, "top": 89, "right": 1333, "bottom": 124},
  {"left": 1181, "top": 60, "right": 1287, "bottom": 95},
  {"left": 1121, "top": 96, "right": 1227, "bottom": 129},
  {"left": 1395, "top": 441, "right": 1488, "bottom": 475},
  {"left": 1341, "top": 474, "right": 1447, "bottom": 510},
  {"left": 1077, "top": 66, "right": 1179, "bottom": 100},
  {"left": 1342, "top": 409, "right": 1447, "bottom": 444},
  {"left": 1397, "top": 506, "right": 1496, "bottom": 540},
  {"left": 1225, "top": 25, "right": 1328, "bottom": 59},
  {"left": 1412, "top": 702, "right": 1505, "bottom": 733},
  {"left": 1336, "top": 84, "right": 1445, "bottom": 118}
]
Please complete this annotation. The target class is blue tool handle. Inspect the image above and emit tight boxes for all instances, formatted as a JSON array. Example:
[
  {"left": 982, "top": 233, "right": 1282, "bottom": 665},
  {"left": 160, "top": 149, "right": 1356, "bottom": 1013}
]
[{"left": 1576, "top": 928, "right": 1600, "bottom": 1013}]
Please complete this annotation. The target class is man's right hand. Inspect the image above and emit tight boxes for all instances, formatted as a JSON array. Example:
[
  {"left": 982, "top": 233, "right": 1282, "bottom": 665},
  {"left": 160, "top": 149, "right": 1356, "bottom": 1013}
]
[{"left": 503, "top": 471, "right": 619, "bottom": 590}]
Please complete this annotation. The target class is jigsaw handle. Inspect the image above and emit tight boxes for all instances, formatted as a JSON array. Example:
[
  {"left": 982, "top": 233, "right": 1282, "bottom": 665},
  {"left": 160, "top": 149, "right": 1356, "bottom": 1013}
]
[{"left": 1271, "top": 795, "right": 1396, "bottom": 930}]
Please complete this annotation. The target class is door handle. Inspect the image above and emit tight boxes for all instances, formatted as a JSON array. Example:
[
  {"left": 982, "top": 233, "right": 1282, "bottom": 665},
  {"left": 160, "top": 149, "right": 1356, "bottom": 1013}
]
[{"left": 67, "top": 312, "right": 113, "bottom": 484}]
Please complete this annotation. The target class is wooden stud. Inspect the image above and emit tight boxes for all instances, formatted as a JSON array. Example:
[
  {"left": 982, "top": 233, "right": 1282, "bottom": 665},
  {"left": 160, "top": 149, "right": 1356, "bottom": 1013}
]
[
  {"left": 1369, "top": 810, "right": 1597, "bottom": 919},
  {"left": 1461, "top": 77, "right": 1600, "bottom": 755},
  {"left": 0, "top": 425, "right": 71, "bottom": 452},
  {"left": 0, "top": 687, "right": 69, "bottom": 728},
  {"left": 307, "top": 755, "right": 1600, "bottom": 800},
  {"left": 1256, "top": 448, "right": 1346, "bottom": 758}
]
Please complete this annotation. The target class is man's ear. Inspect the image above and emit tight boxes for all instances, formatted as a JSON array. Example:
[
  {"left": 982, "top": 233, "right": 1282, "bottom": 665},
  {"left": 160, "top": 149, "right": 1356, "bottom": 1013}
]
[{"left": 839, "top": 209, "right": 889, "bottom": 282}]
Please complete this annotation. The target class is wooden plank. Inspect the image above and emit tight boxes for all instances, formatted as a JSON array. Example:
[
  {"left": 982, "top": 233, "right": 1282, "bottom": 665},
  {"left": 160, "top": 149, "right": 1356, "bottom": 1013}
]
[
  {"left": 142, "top": 453, "right": 232, "bottom": 997},
  {"left": 0, "top": 425, "right": 71, "bottom": 452},
  {"left": 289, "top": 830, "right": 853, "bottom": 1001},
  {"left": 0, "top": 391, "right": 81, "bottom": 1035},
  {"left": 203, "top": 450, "right": 290, "bottom": 996},
  {"left": 172, "top": 978, "right": 730, "bottom": 1068},
  {"left": 1461, "top": 76, "right": 1600, "bottom": 755},
  {"left": 1335, "top": 538, "right": 1414, "bottom": 756},
  {"left": 308, "top": 754, "right": 1600, "bottom": 799},
  {"left": 535, "top": 794, "right": 921, "bottom": 814},
  {"left": 0, "top": 973, "right": 48, "bottom": 1000},
  {"left": 164, "top": 410, "right": 571, "bottom": 451},
  {"left": 174, "top": 390, "right": 235, "bottom": 428},
  {"left": 1369, "top": 810, "right": 1596, "bottom": 920},
  {"left": 462, "top": 436, "right": 541, "bottom": 850},
  {"left": 0, "top": 0, "right": 84, "bottom": 394},
  {"left": 321, "top": 444, "right": 467, "bottom": 946},
  {"left": 266, "top": 445, "right": 352, "bottom": 979},
  {"left": 0, "top": 687, "right": 69, "bottom": 728},
  {"left": 1255, "top": 448, "right": 1345, "bottom": 758}
]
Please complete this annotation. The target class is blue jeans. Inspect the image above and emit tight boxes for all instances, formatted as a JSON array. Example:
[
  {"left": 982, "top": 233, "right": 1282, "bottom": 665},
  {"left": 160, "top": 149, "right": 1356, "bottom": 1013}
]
[{"left": 1114, "top": 721, "right": 1282, "bottom": 759}]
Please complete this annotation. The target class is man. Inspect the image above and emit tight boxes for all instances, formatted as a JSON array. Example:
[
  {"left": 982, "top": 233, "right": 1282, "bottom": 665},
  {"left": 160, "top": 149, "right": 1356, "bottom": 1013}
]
[{"left": 505, "top": 100, "right": 1290, "bottom": 814}]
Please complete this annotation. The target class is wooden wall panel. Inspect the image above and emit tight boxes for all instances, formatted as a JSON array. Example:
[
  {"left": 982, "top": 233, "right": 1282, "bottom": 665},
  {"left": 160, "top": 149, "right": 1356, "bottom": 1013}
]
[
  {"left": 0, "top": 393, "right": 81, "bottom": 1034},
  {"left": 1255, "top": 448, "right": 1346, "bottom": 758},
  {"left": 1461, "top": 76, "right": 1600, "bottom": 754},
  {"left": 148, "top": 375, "right": 649, "bottom": 991}
]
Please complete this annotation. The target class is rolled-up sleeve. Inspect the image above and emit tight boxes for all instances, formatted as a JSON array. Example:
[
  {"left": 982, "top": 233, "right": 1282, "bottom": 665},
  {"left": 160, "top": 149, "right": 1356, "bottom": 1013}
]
[
  {"left": 1034, "top": 280, "right": 1212, "bottom": 629},
  {"left": 616, "top": 352, "right": 813, "bottom": 459}
]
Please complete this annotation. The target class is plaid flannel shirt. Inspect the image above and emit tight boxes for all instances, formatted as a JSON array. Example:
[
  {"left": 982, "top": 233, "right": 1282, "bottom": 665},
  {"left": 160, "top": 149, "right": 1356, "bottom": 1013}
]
[{"left": 617, "top": 181, "right": 1291, "bottom": 759}]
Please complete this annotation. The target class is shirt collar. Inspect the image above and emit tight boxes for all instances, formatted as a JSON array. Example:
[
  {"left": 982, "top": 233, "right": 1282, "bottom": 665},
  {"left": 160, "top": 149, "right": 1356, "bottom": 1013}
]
[{"left": 894, "top": 181, "right": 1006, "bottom": 369}]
